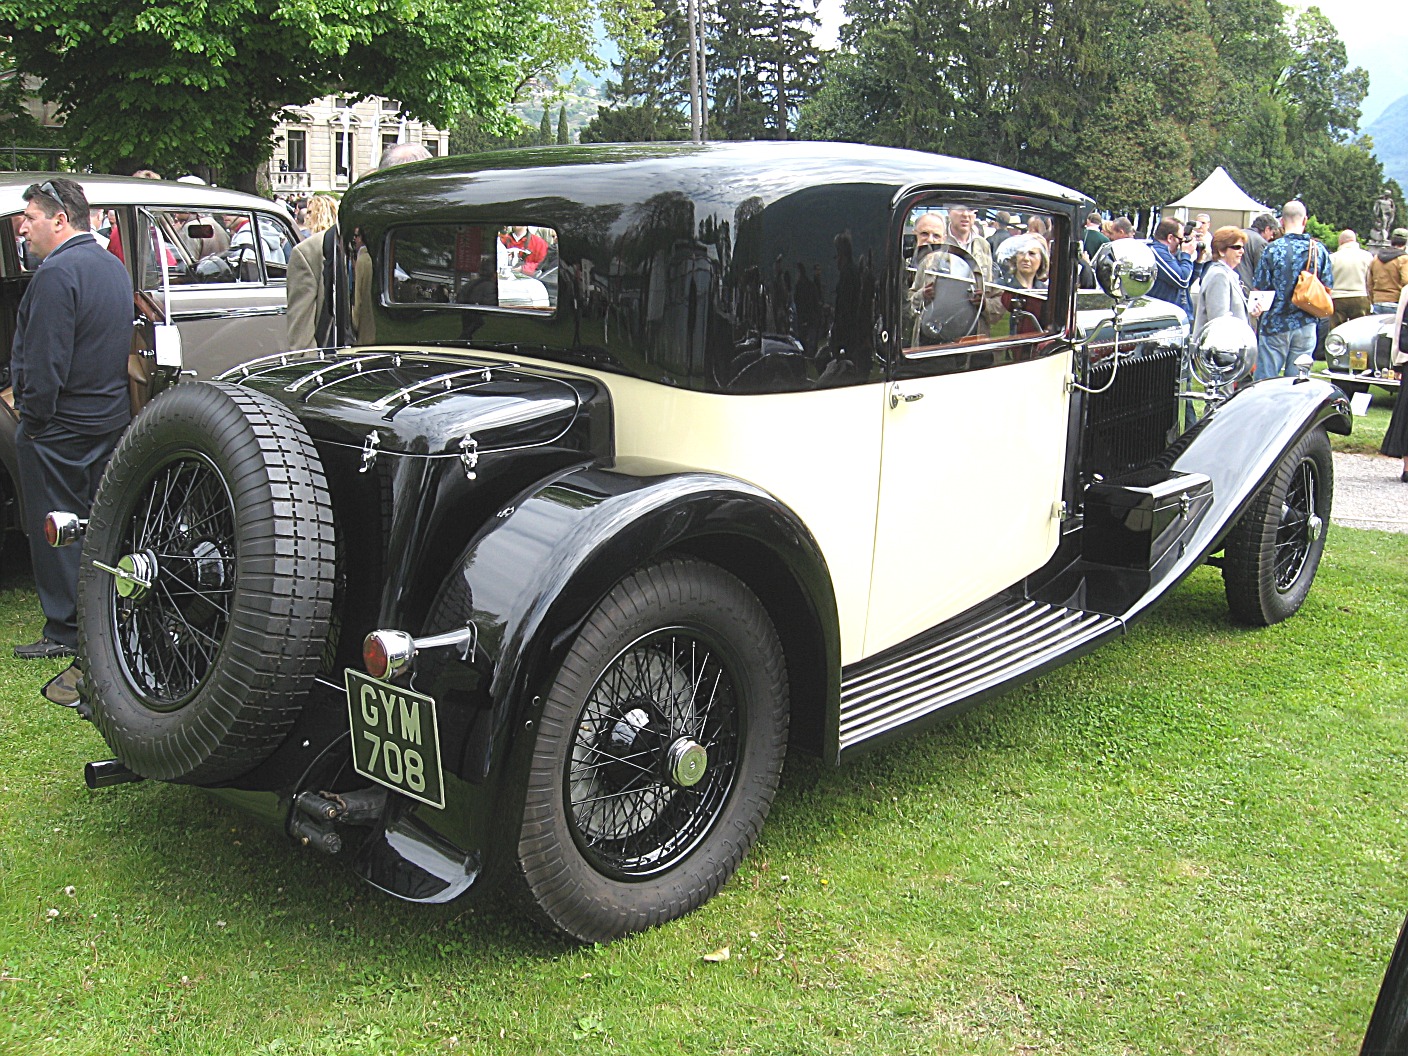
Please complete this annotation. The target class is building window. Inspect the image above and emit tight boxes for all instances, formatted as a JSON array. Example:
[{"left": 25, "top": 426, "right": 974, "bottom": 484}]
[
  {"left": 286, "top": 130, "right": 307, "bottom": 173},
  {"left": 335, "top": 132, "right": 355, "bottom": 178},
  {"left": 425, "top": 138, "right": 440, "bottom": 157},
  {"left": 383, "top": 99, "right": 402, "bottom": 112},
  {"left": 382, "top": 133, "right": 399, "bottom": 152}
]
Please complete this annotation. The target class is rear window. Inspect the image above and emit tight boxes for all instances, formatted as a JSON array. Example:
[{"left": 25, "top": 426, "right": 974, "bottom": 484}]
[{"left": 387, "top": 223, "right": 558, "bottom": 314}]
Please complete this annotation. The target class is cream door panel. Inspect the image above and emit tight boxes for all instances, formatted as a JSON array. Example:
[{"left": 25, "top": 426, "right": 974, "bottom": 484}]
[
  {"left": 587, "top": 375, "right": 884, "bottom": 665},
  {"left": 864, "top": 351, "right": 1072, "bottom": 656}
]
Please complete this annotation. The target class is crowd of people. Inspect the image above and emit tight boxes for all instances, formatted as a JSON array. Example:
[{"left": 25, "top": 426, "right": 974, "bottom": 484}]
[{"left": 1139, "top": 199, "right": 1406, "bottom": 483}]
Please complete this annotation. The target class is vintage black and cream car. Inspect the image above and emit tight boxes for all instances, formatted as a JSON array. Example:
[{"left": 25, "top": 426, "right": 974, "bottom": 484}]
[{"left": 51, "top": 143, "right": 1350, "bottom": 943}]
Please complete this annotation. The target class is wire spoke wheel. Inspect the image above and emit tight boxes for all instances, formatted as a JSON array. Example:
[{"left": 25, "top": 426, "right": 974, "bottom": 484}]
[
  {"left": 79, "top": 382, "right": 336, "bottom": 784},
  {"left": 111, "top": 453, "right": 236, "bottom": 710},
  {"left": 515, "top": 558, "right": 788, "bottom": 943},
  {"left": 1223, "top": 428, "right": 1332, "bottom": 626},
  {"left": 567, "top": 627, "right": 741, "bottom": 879},
  {"left": 1273, "top": 458, "right": 1318, "bottom": 592}
]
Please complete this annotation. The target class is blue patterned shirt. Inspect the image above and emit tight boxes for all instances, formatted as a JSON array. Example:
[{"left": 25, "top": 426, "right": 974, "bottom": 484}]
[{"left": 1253, "top": 233, "right": 1333, "bottom": 336}]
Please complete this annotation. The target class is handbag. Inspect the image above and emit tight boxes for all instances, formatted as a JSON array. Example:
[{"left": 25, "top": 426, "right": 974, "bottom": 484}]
[{"left": 1290, "top": 239, "right": 1334, "bottom": 319}]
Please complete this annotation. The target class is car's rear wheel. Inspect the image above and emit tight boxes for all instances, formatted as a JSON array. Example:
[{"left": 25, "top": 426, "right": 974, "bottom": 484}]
[
  {"left": 513, "top": 558, "right": 788, "bottom": 943},
  {"left": 1222, "top": 428, "right": 1332, "bottom": 626},
  {"left": 78, "top": 381, "right": 336, "bottom": 784}
]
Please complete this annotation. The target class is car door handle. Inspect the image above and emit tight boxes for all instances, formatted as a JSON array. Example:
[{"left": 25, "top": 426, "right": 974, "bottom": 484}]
[{"left": 889, "top": 383, "right": 924, "bottom": 409}]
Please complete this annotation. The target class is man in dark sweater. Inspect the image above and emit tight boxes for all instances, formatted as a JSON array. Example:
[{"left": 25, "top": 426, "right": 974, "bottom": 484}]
[{"left": 13, "top": 178, "right": 132, "bottom": 658}]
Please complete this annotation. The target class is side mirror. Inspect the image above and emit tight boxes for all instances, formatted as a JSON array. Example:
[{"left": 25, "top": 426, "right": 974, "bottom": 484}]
[{"left": 1093, "top": 239, "right": 1157, "bottom": 303}]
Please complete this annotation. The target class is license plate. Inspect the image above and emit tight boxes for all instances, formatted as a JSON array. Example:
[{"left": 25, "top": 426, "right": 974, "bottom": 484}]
[{"left": 345, "top": 669, "right": 445, "bottom": 809}]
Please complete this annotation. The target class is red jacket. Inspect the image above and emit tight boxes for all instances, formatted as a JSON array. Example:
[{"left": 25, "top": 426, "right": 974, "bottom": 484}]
[{"left": 499, "top": 230, "right": 548, "bottom": 275}]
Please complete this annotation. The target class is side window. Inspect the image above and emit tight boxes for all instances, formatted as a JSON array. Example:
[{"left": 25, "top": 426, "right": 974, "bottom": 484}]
[
  {"left": 222, "top": 211, "right": 265, "bottom": 281},
  {"left": 387, "top": 223, "right": 558, "bottom": 313},
  {"left": 903, "top": 202, "right": 1060, "bottom": 353},
  {"left": 139, "top": 210, "right": 193, "bottom": 290},
  {"left": 255, "top": 213, "right": 294, "bottom": 279}
]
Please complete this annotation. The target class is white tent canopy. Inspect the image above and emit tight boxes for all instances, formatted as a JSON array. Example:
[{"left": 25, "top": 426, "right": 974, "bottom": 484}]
[{"left": 1165, "top": 166, "right": 1270, "bottom": 231}]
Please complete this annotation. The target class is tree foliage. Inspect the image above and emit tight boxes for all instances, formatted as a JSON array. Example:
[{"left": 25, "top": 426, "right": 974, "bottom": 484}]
[
  {"left": 0, "top": 0, "right": 657, "bottom": 187},
  {"left": 798, "top": 0, "right": 1390, "bottom": 224},
  {"left": 580, "top": 0, "right": 820, "bottom": 142}
]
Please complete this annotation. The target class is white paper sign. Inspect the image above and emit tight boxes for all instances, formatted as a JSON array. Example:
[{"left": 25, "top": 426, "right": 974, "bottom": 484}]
[
  {"left": 1247, "top": 290, "right": 1275, "bottom": 313},
  {"left": 1349, "top": 391, "right": 1373, "bottom": 417}
]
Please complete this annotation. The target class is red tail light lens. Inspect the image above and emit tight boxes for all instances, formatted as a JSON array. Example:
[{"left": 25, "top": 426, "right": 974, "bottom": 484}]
[{"left": 363, "top": 634, "right": 391, "bottom": 680}]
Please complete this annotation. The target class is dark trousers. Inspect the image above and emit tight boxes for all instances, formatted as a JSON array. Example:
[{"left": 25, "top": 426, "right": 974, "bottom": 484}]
[{"left": 16, "top": 421, "right": 124, "bottom": 647}]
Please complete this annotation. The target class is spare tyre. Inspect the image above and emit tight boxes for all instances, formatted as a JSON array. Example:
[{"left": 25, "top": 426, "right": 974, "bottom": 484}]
[{"left": 77, "top": 381, "right": 336, "bottom": 784}]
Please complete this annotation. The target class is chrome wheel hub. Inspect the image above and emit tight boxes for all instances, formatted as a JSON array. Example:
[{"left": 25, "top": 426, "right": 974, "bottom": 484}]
[{"left": 666, "top": 738, "right": 708, "bottom": 788}]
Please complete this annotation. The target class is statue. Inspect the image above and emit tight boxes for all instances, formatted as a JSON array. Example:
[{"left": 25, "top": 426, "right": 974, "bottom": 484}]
[{"left": 1371, "top": 191, "right": 1395, "bottom": 246}]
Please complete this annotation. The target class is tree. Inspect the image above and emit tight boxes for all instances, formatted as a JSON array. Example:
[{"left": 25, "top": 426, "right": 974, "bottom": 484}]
[
  {"left": 557, "top": 105, "right": 570, "bottom": 144},
  {"left": 579, "top": 103, "right": 689, "bottom": 143},
  {"left": 0, "top": 0, "right": 657, "bottom": 189},
  {"left": 540, "top": 108, "right": 554, "bottom": 145},
  {"left": 1076, "top": 80, "right": 1194, "bottom": 216},
  {"left": 705, "top": 0, "right": 819, "bottom": 140},
  {"left": 447, "top": 113, "right": 539, "bottom": 155},
  {"left": 1300, "top": 138, "right": 1395, "bottom": 233},
  {"left": 1281, "top": 7, "right": 1368, "bottom": 152}
]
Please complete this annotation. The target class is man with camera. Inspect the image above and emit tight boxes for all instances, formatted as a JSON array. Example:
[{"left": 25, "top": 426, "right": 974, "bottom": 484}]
[{"left": 1148, "top": 218, "right": 1196, "bottom": 314}]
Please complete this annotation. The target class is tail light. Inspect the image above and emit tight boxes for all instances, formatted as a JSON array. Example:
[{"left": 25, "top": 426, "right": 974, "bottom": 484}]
[
  {"left": 363, "top": 630, "right": 415, "bottom": 680},
  {"left": 45, "top": 511, "right": 86, "bottom": 548}
]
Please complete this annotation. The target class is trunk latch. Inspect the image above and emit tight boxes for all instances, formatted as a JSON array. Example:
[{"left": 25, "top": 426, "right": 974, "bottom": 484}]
[
  {"left": 459, "top": 436, "right": 479, "bottom": 480},
  {"left": 359, "top": 430, "right": 381, "bottom": 473}
]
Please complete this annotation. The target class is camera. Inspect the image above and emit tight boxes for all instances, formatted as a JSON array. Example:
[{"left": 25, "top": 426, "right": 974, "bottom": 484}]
[{"left": 1183, "top": 220, "right": 1198, "bottom": 237}]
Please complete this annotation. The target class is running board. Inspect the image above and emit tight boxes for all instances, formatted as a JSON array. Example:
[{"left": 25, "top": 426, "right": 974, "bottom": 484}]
[{"left": 838, "top": 599, "right": 1122, "bottom": 754}]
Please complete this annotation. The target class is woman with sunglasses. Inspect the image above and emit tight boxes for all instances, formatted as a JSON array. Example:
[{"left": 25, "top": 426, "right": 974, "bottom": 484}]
[{"left": 1192, "top": 225, "right": 1264, "bottom": 348}]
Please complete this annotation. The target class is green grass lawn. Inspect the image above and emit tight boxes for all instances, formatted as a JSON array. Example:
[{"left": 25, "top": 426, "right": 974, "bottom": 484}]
[{"left": 2, "top": 529, "right": 1406, "bottom": 1056}]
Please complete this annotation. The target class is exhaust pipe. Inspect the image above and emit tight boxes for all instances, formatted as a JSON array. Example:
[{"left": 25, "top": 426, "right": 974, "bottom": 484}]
[{"left": 84, "top": 759, "right": 144, "bottom": 789}]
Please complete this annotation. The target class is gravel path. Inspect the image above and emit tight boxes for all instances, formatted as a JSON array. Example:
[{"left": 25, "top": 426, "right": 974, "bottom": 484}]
[{"left": 1332, "top": 452, "right": 1408, "bottom": 534}]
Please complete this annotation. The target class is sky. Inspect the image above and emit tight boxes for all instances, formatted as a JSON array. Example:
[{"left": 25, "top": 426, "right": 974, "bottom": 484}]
[{"left": 811, "top": 0, "right": 1407, "bottom": 130}]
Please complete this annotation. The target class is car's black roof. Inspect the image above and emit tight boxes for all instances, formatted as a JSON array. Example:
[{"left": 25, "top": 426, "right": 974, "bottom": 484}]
[{"left": 343, "top": 140, "right": 1090, "bottom": 229}]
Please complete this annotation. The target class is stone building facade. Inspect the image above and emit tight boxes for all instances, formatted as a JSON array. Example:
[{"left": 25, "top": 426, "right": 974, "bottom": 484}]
[{"left": 265, "top": 95, "right": 448, "bottom": 195}]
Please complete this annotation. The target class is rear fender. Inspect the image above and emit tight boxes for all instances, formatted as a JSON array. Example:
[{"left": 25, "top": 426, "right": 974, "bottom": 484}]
[{"left": 353, "top": 458, "right": 840, "bottom": 895}]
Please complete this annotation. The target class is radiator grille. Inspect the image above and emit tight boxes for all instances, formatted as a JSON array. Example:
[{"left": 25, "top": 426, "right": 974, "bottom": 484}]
[{"left": 1083, "top": 346, "right": 1181, "bottom": 479}]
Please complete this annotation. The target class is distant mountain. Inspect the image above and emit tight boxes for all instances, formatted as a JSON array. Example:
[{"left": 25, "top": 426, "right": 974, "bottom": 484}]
[{"left": 1366, "top": 93, "right": 1408, "bottom": 191}]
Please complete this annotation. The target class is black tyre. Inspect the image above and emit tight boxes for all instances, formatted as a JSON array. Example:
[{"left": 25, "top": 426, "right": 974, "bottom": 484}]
[
  {"left": 1223, "top": 428, "right": 1332, "bottom": 626},
  {"left": 513, "top": 558, "right": 788, "bottom": 943},
  {"left": 78, "top": 381, "right": 336, "bottom": 784}
]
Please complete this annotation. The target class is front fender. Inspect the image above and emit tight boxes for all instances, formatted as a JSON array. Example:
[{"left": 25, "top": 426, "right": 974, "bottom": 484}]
[
  {"left": 1121, "top": 376, "right": 1350, "bottom": 623},
  {"left": 354, "top": 457, "right": 840, "bottom": 899}
]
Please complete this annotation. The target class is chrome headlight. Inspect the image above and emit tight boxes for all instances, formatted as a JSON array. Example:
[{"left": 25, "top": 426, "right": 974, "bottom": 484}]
[
  {"left": 1191, "top": 317, "right": 1256, "bottom": 400},
  {"left": 1325, "top": 333, "right": 1347, "bottom": 359}
]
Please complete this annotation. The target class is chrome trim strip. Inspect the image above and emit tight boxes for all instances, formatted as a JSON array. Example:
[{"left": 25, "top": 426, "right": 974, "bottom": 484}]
[
  {"left": 838, "top": 601, "right": 1120, "bottom": 750},
  {"left": 284, "top": 353, "right": 403, "bottom": 393},
  {"left": 370, "top": 364, "right": 520, "bottom": 411},
  {"left": 216, "top": 348, "right": 331, "bottom": 380},
  {"left": 169, "top": 306, "right": 287, "bottom": 322}
]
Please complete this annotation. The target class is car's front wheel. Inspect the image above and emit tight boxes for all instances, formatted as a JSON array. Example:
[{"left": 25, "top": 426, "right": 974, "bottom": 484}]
[
  {"left": 1222, "top": 428, "right": 1333, "bottom": 626},
  {"left": 512, "top": 558, "right": 788, "bottom": 943}
]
